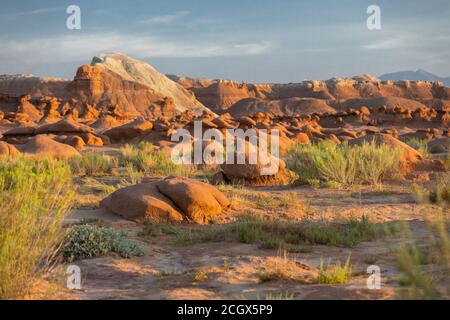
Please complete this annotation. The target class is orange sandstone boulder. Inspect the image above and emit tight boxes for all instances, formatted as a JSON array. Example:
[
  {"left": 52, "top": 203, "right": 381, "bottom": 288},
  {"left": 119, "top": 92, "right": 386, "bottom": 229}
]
[{"left": 101, "top": 182, "right": 184, "bottom": 223}]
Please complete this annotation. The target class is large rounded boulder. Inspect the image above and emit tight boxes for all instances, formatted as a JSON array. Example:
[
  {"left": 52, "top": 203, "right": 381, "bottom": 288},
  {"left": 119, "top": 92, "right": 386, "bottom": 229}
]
[
  {"left": 100, "top": 182, "right": 184, "bottom": 223},
  {"left": 157, "top": 176, "right": 230, "bottom": 224},
  {"left": 101, "top": 177, "right": 230, "bottom": 224},
  {"left": 17, "top": 135, "right": 79, "bottom": 158}
]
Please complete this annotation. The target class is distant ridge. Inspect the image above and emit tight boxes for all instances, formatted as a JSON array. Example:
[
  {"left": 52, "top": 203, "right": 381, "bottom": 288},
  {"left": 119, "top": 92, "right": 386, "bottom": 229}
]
[{"left": 379, "top": 69, "right": 450, "bottom": 86}]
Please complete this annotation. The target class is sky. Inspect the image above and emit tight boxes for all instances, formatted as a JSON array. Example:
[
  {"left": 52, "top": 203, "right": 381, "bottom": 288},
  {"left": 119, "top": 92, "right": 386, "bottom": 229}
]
[{"left": 0, "top": 0, "right": 449, "bottom": 83}]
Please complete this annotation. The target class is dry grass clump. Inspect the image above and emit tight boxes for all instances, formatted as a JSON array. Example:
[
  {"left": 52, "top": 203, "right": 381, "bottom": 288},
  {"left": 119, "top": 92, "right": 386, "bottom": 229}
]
[
  {"left": 69, "top": 153, "right": 117, "bottom": 176},
  {"left": 256, "top": 251, "right": 317, "bottom": 284},
  {"left": 216, "top": 185, "right": 307, "bottom": 219},
  {"left": 286, "top": 140, "right": 403, "bottom": 187},
  {"left": 0, "top": 157, "right": 73, "bottom": 299},
  {"left": 316, "top": 256, "right": 353, "bottom": 284},
  {"left": 118, "top": 142, "right": 185, "bottom": 176}
]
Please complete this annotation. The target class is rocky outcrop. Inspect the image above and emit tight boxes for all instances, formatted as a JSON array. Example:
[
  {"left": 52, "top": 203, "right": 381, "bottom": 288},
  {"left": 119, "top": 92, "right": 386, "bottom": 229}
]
[
  {"left": 68, "top": 54, "right": 209, "bottom": 117},
  {"left": 228, "top": 97, "right": 336, "bottom": 117}
]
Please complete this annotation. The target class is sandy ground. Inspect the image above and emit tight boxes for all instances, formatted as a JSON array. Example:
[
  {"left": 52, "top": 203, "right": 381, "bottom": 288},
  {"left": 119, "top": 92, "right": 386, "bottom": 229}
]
[{"left": 53, "top": 183, "right": 446, "bottom": 300}]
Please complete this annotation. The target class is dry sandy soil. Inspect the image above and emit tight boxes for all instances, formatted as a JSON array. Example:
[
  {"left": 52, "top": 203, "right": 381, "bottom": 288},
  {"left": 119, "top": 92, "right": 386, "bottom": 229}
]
[{"left": 37, "top": 176, "right": 446, "bottom": 300}]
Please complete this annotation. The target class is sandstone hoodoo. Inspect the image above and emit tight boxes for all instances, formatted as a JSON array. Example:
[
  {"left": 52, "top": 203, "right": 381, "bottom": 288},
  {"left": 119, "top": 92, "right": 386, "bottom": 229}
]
[{"left": 102, "top": 177, "right": 230, "bottom": 224}]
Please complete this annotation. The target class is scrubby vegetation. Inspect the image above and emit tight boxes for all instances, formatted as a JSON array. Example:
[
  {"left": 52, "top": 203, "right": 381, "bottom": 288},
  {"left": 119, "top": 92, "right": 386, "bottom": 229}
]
[
  {"left": 217, "top": 185, "right": 307, "bottom": 219},
  {"left": 61, "top": 224, "right": 145, "bottom": 262},
  {"left": 287, "top": 141, "right": 403, "bottom": 187},
  {"left": 396, "top": 215, "right": 450, "bottom": 299},
  {"left": 0, "top": 157, "right": 73, "bottom": 299},
  {"left": 139, "top": 222, "right": 229, "bottom": 245},
  {"left": 69, "top": 153, "right": 117, "bottom": 176},
  {"left": 118, "top": 142, "right": 184, "bottom": 176},
  {"left": 412, "top": 173, "right": 450, "bottom": 206},
  {"left": 235, "top": 214, "right": 394, "bottom": 248}
]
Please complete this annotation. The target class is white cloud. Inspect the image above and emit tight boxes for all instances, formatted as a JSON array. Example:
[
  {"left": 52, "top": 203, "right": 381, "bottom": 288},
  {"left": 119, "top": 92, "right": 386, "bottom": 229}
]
[
  {"left": 363, "top": 34, "right": 418, "bottom": 50},
  {"left": 4, "top": 7, "right": 63, "bottom": 17},
  {"left": 0, "top": 33, "right": 272, "bottom": 64},
  {"left": 139, "top": 11, "right": 190, "bottom": 25}
]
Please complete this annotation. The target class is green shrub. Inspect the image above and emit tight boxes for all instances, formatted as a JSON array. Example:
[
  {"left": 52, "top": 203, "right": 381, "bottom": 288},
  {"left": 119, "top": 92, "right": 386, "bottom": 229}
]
[
  {"left": 61, "top": 225, "right": 144, "bottom": 262},
  {"left": 0, "top": 157, "right": 73, "bottom": 299},
  {"left": 286, "top": 141, "right": 403, "bottom": 187},
  {"left": 118, "top": 142, "right": 182, "bottom": 175},
  {"left": 69, "top": 153, "right": 117, "bottom": 176}
]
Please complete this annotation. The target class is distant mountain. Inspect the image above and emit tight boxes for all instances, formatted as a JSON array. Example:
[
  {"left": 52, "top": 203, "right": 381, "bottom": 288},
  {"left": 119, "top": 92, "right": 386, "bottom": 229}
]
[{"left": 379, "top": 69, "right": 450, "bottom": 86}]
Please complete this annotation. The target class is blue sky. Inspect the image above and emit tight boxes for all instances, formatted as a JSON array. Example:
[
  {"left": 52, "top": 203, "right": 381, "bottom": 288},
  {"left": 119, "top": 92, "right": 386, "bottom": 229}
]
[{"left": 0, "top": 0, "right": 449, "bottom": 82}]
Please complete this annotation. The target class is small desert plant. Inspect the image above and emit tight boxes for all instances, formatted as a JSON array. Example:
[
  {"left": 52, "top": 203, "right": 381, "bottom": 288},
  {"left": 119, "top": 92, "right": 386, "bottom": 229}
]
[
  {"left": 316, "top": 256, "right": 352, "bottom": 284},
  {"left": 0, "top": 157, "right": 73, "bottom": 299},
  {"left": 60, "top": 225, "right": 144, "bottom": 262},
  {"left": 286, "top": 141, "right": 403, "bottom": 187},
  {"left": 69, "top": 153, "right": 117, "bottom": 176},
  {"left": 406, "top": 138, "right": 430, "bottom": 158},
  {"left": 193, "top": 270, "right": 208, "bottom": 282}
]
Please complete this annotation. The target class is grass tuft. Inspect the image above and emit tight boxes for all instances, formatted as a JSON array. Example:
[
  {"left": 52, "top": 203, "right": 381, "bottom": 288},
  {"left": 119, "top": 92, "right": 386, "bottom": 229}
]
[
  {"left": 316, "top": 256, "right": 352, "bottom": 284},
  {"left": 69, "top": 153, "right": 117, "bottom": 176}
]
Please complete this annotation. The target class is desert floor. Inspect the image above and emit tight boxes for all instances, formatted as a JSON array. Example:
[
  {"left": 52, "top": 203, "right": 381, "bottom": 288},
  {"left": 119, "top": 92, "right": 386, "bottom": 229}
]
[{"left": 39, "top": 171, "right": 445, "bottom": 300}]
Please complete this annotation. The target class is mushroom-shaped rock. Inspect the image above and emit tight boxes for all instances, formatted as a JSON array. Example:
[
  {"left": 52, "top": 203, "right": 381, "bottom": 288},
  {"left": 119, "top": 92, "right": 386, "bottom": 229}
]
[
  {"left": 101, "top": 182, "right": 184, "bottom": 223},
  {"left": 157, "top": 176, "right": 230, "bottom": 224}
]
